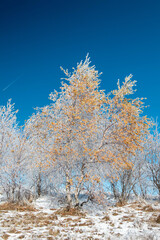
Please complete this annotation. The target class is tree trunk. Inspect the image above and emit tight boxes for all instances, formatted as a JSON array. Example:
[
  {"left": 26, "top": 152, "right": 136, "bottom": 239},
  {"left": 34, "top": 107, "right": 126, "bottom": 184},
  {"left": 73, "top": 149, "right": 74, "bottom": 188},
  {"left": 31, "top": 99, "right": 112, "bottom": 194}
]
[
  {"left": 66, "top": 172, "right": 72, "bottom": 209},
  {"left": 75, "top": 189, "right": 79, "bottom": 208},
  {"left": 158, "top": 188, "right": 160, "bottom": 202},
  {"left": 37, "top": 172, "right": 42, "bottom": 197}
]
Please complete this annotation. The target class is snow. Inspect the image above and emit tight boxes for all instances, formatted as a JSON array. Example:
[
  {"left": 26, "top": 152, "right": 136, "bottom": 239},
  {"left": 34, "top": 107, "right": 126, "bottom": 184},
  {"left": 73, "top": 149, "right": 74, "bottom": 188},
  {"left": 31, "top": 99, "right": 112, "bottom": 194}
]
[{"left": 0, "top": 196, "right": 160, "bottom": 239}]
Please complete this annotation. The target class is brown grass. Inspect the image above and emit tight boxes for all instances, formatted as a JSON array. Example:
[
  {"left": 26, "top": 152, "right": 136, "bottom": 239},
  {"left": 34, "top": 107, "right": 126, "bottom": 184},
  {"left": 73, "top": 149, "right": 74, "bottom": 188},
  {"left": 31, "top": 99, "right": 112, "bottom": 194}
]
[
  {"left": 102, "top": 215, "right": 110, "bottom": 221},
  {"left": 18, "top": 235, "right": 25, "bottom": 239},
  {"left": 128, "top": 201, "right": 144, "bottom": 210},
  {"left": 156, "top": 214, "right": 160, "bottom": 223},
  {"left": 0, "top": 202, "right": 36, "bottom": 211},
  {"left": 78, "top": 220, "right": 93, "bottom": 226},
  {"left": 128, "top": 201, "right": 158, "bottom": 213},
  {"left": 116, "top": 201, "right": 127, "bottom": 207},
  {"left": 142, "top": 205, "right": 154, "bottom": 212},
  {"left": 112, "top": 212, "right": 119, "bottom": 216},
  {"left": 8, "top": 228, "right": 18, "bottom": 233},
  {"left": 47, "top": 214, "right": 58, "bottom": 220},
  {"left": 48, "top": 229, "right": 60, "bottom": 236},
  {"left": 55, "top": 207, "right": 86, "bottom": 217},
  {"left": 122, "top": 216, "right": 134, "bottom": 222},
  {"left": 2, "top": 234, "right": 10, "bottom": 240}
]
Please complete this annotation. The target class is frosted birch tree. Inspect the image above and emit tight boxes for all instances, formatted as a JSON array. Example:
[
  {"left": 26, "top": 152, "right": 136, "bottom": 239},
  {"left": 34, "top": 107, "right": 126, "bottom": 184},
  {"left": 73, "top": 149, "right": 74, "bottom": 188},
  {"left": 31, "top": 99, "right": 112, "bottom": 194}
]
[
  {"left": 28, "top": 56, "right": 150, "bottom": 208},
  {"left": 0, "top": 100, "right": 31, "bottom": 202}
]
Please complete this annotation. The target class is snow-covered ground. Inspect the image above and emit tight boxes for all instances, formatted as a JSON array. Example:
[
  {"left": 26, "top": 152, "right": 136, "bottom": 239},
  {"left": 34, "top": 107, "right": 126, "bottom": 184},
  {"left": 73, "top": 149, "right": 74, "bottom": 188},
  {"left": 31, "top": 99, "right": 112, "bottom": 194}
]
[{"left": 0, "top": 196, "right": 160, "bottom": 239}]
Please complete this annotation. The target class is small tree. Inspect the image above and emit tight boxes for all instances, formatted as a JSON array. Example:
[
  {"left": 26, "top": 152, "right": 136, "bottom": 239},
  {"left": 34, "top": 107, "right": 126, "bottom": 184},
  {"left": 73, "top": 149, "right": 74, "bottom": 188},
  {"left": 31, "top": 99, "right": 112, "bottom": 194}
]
[
  {"left": 29, "top": 56, "right": 150, "bottom": 208},
  {"left": 0, "top": 100, "right": 30, "bottom": 203},
  {"left": 146, "top": 121, "right": 160, "bottom": 200},
  {"left": 24, "top": 110, "right": 57, "bottom": 198},
  {"left": 107, "top": 152, "right": 148, "bottom": 204}
]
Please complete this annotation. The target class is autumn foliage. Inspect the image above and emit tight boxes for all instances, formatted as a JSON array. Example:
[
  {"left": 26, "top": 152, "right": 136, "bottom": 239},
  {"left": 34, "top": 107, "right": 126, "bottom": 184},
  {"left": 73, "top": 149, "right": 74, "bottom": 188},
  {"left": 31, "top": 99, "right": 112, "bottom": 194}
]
[{"left": 23, "top": 56, "right": 151, "bottom": 208}]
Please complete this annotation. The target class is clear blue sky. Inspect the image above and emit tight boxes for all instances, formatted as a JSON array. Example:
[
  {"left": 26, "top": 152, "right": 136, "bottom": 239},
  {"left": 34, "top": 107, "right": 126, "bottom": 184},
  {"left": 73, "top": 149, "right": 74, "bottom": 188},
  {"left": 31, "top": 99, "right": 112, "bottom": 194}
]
[{"left": 0, "top": 0, "right": 160, "bottom": 125}]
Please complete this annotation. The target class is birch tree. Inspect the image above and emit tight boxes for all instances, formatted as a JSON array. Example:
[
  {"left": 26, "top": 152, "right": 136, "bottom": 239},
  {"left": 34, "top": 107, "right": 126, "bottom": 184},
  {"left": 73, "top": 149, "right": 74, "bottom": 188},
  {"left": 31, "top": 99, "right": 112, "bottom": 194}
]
[
  {"left": 29, "top": 56, "right": 150, "bottom": 208},
  {"left": 0, "top": 100, "right": 30, "bottom": 202},
  {"left": 146, "top": 121, "right": 160, "bottom": 200}
]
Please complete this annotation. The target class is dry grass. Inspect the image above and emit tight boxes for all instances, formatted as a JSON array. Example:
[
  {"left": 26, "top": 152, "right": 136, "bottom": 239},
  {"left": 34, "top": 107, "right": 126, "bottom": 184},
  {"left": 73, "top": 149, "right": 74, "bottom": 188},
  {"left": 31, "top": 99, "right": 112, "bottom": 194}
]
[
  {"left": 156, "top": 214, "right": 160, "bottom": 223},
  {"left": 1, "top": 211, "right": 59, "bottom": 230},
  {"left": 0, "top": 200, "right": 160, "bottom": 239},
  {"left": 47, "top": 214, "right": 58, "bottom": 220},
  {"left": 79, "top": 220, "right": 93, "bottom": 226},
  {"left": 142, "top": 205, "right": 154, "bottom": 212},
  {"left": 2, "top": 234, "right": 10, "bottom": 240},
  {"left": 55, "top": 207, "right": 86, "bottom": 217},
  {"left": 112, "top": 212, "right": 119, "bottom": 216},
  {"left": 102, "top": 215, "right": 110, "bottom": 221},
  {"left": 8, "top": 228, "right": 18, "bottom": 233},
  {"left": 0, "top": 202, "right": 36, "bottom": 212},
  {"left": 128, "top": 201, "right": 145, "bottom": 209},
  {"left": 128, "top": 201, "right": 159, "bottom": 213},
  {"left": 18, "top": 235, "right": 25, "bottom": 239},
  {"left": 48, "top": 229, "right": 60, "bottom": 236},
  {"left": 115, "top": 201, "right": 127, "bottom": 207},
  {"left": 122, "top": 216, "right": 134, "bottom": 222}
]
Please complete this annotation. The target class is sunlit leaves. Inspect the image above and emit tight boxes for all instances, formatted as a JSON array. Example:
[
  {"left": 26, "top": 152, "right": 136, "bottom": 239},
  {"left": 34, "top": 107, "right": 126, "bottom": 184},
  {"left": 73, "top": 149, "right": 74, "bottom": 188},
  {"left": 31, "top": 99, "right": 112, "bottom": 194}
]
[{"left": 25, "top": 56, "right": 151, "bottom": 207}]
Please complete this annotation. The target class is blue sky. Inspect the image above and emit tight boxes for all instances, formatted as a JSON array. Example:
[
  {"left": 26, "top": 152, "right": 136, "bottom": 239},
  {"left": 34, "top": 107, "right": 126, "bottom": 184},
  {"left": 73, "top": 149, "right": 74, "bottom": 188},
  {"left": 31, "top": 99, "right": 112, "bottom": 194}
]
[{"left": 0, "top": 0, "right": 160, "bottom": 125}]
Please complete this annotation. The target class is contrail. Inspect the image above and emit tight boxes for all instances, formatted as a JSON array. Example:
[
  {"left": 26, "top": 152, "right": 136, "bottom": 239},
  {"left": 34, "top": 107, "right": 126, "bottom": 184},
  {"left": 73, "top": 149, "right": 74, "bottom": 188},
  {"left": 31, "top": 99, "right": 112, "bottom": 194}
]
[{"left": 2, "top": 75, "right": 23, "bottom": 92}]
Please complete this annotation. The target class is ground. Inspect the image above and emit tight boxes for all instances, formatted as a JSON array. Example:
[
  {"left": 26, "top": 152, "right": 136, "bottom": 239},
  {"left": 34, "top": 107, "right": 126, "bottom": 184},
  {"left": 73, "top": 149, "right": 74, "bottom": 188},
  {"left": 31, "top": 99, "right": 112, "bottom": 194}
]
[{"left": 0, "top": 196, "right": 160, "bottom": 240}]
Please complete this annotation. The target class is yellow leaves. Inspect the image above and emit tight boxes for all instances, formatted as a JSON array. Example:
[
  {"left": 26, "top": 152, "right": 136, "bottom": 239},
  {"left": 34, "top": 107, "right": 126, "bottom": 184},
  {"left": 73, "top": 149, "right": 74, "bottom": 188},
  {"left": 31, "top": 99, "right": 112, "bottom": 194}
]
[
  {"left": 89, "top": 175, "right": 101, "bottom": 184},
  {"left": 112, "top": 75, "right": 136, "bottom": 99},
  {"left": 28, "top": 56, "right": 152, "bottom": 195},
  {"left": 68, "top": 178, "right": 73, "bottom": 185},
  {"left": 94, "top": 177, "right": 100, "bottom": 183}
]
